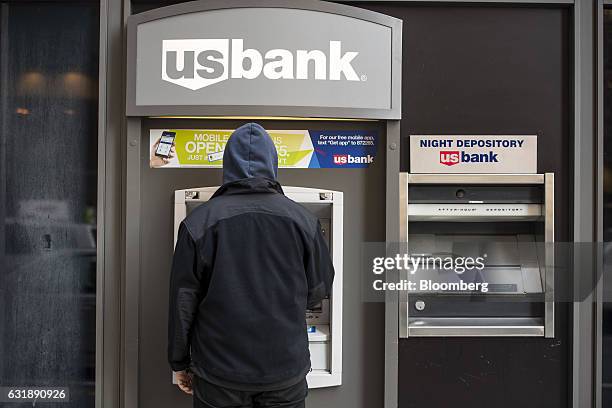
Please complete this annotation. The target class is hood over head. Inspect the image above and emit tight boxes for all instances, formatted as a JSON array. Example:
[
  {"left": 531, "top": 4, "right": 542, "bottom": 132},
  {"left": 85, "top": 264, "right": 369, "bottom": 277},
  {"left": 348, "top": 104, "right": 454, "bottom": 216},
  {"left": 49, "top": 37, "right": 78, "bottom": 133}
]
[{"left": 222, "top": 123, "right": 278, "bottom": 184}]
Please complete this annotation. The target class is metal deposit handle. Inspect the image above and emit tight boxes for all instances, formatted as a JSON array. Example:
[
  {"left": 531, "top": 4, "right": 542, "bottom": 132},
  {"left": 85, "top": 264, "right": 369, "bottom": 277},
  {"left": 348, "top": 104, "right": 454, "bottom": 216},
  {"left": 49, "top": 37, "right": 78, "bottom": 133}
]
[
  {"left": 544, "top": 172, "right": 555, "bottom": 338},
  {"left": 407, "top": 317, "right": 545, "bottom": 337}
]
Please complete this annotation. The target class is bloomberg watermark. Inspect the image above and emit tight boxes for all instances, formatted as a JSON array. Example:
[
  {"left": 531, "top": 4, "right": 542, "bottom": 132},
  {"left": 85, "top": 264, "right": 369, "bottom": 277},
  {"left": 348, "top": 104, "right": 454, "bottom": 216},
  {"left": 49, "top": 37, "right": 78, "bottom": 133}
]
[
  {"left": 371, "top": 253, "right": 489, "bottom": 293},
  {"left": 361, "top": 242, "right": 609, "bottom": 303}
]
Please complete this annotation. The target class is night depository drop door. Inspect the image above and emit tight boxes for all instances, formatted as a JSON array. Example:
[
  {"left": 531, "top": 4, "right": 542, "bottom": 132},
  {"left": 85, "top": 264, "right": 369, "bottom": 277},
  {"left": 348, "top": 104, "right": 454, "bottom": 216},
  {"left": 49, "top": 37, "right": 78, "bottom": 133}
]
[{"left": 399, "top": 173, "right": 555, "bottom": 337}]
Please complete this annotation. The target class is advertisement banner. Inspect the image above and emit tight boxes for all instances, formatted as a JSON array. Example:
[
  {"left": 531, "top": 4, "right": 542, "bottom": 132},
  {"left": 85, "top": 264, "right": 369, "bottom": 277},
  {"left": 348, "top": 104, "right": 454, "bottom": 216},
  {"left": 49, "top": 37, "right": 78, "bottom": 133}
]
[
  {"left": 409, "top": 135, "right": 537, "bottom": 174},
  {"left": 149, "top": 129, "right": 378, "bottom": 169}
]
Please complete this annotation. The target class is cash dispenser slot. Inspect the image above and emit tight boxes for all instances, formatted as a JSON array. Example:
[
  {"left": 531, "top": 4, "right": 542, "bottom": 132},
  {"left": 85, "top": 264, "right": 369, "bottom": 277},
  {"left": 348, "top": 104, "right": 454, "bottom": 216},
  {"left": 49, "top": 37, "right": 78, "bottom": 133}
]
[
  {"left": 399, "top": 173, "right": 554, "bottom": 338},
  {"left": 175, "top": 186, "right": 343, "bottom": 388}
]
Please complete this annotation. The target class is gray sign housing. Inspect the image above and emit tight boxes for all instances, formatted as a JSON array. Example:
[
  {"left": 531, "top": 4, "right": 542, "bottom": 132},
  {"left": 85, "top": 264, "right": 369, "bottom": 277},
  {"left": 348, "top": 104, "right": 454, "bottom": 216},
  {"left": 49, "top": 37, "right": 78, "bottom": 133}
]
[{"left": 126, "top": 0, "right": 402, "bottom": 119}]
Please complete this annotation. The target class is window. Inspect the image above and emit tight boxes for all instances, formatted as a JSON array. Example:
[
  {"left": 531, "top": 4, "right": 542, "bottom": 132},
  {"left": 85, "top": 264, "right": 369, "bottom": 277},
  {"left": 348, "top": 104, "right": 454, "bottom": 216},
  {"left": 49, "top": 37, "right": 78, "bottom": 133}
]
[{"left": 0, "top": 3, "right": 99, "bottom": 406}]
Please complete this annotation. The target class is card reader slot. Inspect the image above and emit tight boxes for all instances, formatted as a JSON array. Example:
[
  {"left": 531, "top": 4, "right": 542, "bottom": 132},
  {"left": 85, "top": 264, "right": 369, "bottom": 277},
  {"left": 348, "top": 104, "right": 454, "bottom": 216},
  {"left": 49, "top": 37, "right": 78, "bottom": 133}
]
[{"left": 409, "top": 221, "right": 539, "bottom": 235}]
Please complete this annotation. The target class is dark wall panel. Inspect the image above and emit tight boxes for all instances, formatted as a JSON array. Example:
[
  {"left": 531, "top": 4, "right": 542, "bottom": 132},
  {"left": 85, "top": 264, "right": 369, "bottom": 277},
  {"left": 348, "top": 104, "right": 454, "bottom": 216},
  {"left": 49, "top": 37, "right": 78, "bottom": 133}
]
[{"left": 356, "top": 4, "right": 571, "bottom": 408}]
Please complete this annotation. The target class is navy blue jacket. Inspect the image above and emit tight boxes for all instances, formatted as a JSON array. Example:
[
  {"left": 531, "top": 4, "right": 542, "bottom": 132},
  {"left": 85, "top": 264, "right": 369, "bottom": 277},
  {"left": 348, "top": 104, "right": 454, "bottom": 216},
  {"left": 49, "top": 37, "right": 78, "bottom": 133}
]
[{"left": 168, "top": 123, "right": 334, "bottom": 390}]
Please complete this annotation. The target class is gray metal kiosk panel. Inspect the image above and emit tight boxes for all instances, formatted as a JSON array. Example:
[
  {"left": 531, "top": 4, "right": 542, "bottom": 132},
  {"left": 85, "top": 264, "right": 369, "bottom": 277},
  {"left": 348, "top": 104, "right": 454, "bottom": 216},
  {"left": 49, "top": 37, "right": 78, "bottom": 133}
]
[
  {"left": 122, "top": 3, "right": 402, "bottom": 408},
  {"left": 136, "top": 9, "right": 390, "bottom": 108},
  {"left": 126, "top": 0, "right": 402, "bottom": 119},
  {"left": 136, "top": 118, "right": 386, "bottom": 408}
]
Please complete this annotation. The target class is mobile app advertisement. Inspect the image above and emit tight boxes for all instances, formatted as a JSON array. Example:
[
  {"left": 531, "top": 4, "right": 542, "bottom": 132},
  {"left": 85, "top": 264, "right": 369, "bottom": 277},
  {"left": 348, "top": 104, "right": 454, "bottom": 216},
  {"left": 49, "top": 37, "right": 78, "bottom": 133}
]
[{"left": 149, "top": 129, "right": 378, "bottom": 169}]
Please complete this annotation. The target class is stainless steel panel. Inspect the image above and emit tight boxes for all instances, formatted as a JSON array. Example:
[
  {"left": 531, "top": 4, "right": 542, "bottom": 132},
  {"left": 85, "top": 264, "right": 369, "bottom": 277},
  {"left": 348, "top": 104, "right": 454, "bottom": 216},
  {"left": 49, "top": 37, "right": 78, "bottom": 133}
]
[
  {"left": 407, "top": 173, "right": 545, "bottom": 185},
  {"left": 408, "top": 234, "right": 543, "bottom": 294},
  {"left": 400, "top": 173, "right": 554, "bottom": 337},
  {"left": 544, "top": 172, "right": 555, "bottom": 338},
  {"left": 407, "top": 203, "right": 542, "bottom": 221},
  {"left": 408, "top": 317, "right": 545, "bottom": 337},
  {"left": 398, "top": 173, "right": 409, "bottom": 338},
  {"left": 517, "top": 234, "right": 545, "bottom": 294}
]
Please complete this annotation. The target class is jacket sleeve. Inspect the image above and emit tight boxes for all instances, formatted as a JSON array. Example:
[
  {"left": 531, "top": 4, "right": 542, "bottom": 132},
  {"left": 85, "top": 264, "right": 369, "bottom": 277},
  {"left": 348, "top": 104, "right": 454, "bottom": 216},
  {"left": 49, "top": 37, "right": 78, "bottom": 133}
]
[
  {"left": 305, "top": 221, "right": 335, "bottom": 309},
  {"left": 168, "top": 222, "right": 205, "bottom": 372}
]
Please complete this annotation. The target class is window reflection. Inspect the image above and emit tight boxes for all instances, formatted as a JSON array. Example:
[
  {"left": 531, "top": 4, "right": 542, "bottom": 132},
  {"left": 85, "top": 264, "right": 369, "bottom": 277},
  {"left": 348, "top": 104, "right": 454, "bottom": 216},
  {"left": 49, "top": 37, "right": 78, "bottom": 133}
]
[{"left": 0, "top": 3, "right": 98, "bottom": 407}]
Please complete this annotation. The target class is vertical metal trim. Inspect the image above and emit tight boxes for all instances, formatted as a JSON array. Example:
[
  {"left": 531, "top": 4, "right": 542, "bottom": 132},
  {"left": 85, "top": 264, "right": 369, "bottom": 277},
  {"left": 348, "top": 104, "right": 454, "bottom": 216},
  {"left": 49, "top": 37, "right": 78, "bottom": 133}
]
[
  {"left": 96, "top": 0, "right": 107, "bottom": 406},
  {"left": 595, "top": 2, "right": 604, "bottom": 407},
  {"left": 573, "top": 0, "right": 596, "bottom": 406},
  {"left": 121, "top": 3, "right": 133, "bottom": 407},
  {"left": 391, "top": 18, "right": 403, "bottom": 123},
  {"left": 124, "top": 117, "right": 141, "bottom": 408},
  {"left": 398, "top": 174, "right": 407, "bottom": 243},
  {"left": 97, "top": 0, "right": 126, "bottom": 406},
  {"left": 329, "top": 189, "right": 343, "bottom": 386},
  {"left": 0, "top": 1, "right": 8, "bottom": 389},
  {"left": 385, "top": 120, "right": 400, "bottom": 408},
  {"left": 398, "top": 172, "right": 408, "bottom": 339},
  {"left": 545, "top": 173, "right": 555, "bottom": 338}
]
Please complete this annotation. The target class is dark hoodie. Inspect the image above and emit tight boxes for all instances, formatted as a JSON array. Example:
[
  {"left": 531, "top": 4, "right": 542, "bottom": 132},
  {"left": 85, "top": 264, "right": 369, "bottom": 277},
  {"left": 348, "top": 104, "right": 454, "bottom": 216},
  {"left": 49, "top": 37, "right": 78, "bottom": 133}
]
[
  {"left": 221, "top": 122, "right": 278, "bottom": 184},
  {"left": 168, "top": 123, "right": 335, "bottom": 391}
]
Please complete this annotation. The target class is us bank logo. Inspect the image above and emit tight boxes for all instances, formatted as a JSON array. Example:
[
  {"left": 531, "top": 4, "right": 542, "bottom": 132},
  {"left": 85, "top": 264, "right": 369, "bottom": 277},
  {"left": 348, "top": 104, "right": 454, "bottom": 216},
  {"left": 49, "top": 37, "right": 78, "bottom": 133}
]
[
  {"left": 161, "top": 39, "right": 364, "bottom": 91},
  {"left": 439, "top": 150, "right": 499, "bottom": 166},
  {"left": 333, "top": 154, "right": 374, "bottom": 165}
]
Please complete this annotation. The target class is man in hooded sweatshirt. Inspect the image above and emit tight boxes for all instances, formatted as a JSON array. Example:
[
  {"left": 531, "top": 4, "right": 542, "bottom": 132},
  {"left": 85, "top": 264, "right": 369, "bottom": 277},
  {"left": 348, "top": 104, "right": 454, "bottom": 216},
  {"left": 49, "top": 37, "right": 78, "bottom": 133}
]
[{"left": 168, "top": 123, "right": 335, "bottom": 408}]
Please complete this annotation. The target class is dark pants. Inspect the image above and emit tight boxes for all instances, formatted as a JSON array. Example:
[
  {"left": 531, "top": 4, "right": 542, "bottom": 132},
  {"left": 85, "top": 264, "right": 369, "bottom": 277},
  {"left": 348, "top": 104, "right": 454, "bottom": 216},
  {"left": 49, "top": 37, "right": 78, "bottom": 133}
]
[{"left": 193, "top": 376, "right": 308, "bottom": 408}]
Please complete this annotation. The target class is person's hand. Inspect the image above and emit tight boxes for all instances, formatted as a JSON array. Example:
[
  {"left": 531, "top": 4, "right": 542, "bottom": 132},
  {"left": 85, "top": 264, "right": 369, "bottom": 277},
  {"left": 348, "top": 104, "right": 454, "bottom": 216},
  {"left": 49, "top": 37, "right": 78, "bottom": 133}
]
[
  {"left": 150, "top": 137, "right": 176, "bottom": 168},
  {"left": 175, "top": 370, "right": 193, "bottom": 395}
]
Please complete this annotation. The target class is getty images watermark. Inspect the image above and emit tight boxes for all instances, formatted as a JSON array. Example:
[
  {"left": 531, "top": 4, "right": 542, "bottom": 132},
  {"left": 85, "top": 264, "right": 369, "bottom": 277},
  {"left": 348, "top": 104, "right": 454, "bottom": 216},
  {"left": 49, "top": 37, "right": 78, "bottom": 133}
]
[
  {"left": 361, "top": 242, "right": 610, "bottom": 303},
  {"left": 370, "top": 253, "right": 490, "bottom": 293}
]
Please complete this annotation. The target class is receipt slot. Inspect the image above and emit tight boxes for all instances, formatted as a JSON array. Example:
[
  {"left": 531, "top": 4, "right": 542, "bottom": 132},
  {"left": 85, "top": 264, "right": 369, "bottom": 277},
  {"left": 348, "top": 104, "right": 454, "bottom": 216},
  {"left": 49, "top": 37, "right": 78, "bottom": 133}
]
[
  {"left": 399, "top": 173, "right": 554, "bottom": 338},
  {"left": 174, "top": 186, "right": 343, "bottom": 388}
]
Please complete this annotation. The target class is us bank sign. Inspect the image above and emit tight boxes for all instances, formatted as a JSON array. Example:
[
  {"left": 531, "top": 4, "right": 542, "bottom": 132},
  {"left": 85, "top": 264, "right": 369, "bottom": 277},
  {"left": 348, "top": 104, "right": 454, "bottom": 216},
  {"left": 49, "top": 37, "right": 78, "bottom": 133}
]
[
  {"left": 409, "top": 135, "right": 538, "bottom": 174},
  {"left": 126, "top": 1, "right": 402, "bottom": 119},
  {"left": 162, "top": 39, "right": 364, "bottom": 90}
]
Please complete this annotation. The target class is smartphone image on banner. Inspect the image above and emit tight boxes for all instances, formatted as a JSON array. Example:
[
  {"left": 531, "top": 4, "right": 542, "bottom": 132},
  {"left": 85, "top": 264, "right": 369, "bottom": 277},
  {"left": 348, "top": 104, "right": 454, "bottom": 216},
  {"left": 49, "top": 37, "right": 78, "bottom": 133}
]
[{"left": 155, "top": 131, "right": 176, "bottom": 158}]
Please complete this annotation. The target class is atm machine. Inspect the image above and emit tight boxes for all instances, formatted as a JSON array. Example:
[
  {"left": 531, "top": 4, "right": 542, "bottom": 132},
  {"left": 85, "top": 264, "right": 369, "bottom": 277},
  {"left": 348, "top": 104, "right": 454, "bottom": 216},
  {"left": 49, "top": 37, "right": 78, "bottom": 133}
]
[
  {"left": 174, "top": 186, "right": 343, "bottom": 388},
  {"left": 399, "top": 173, "right": 554, "bottom": 337}
]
